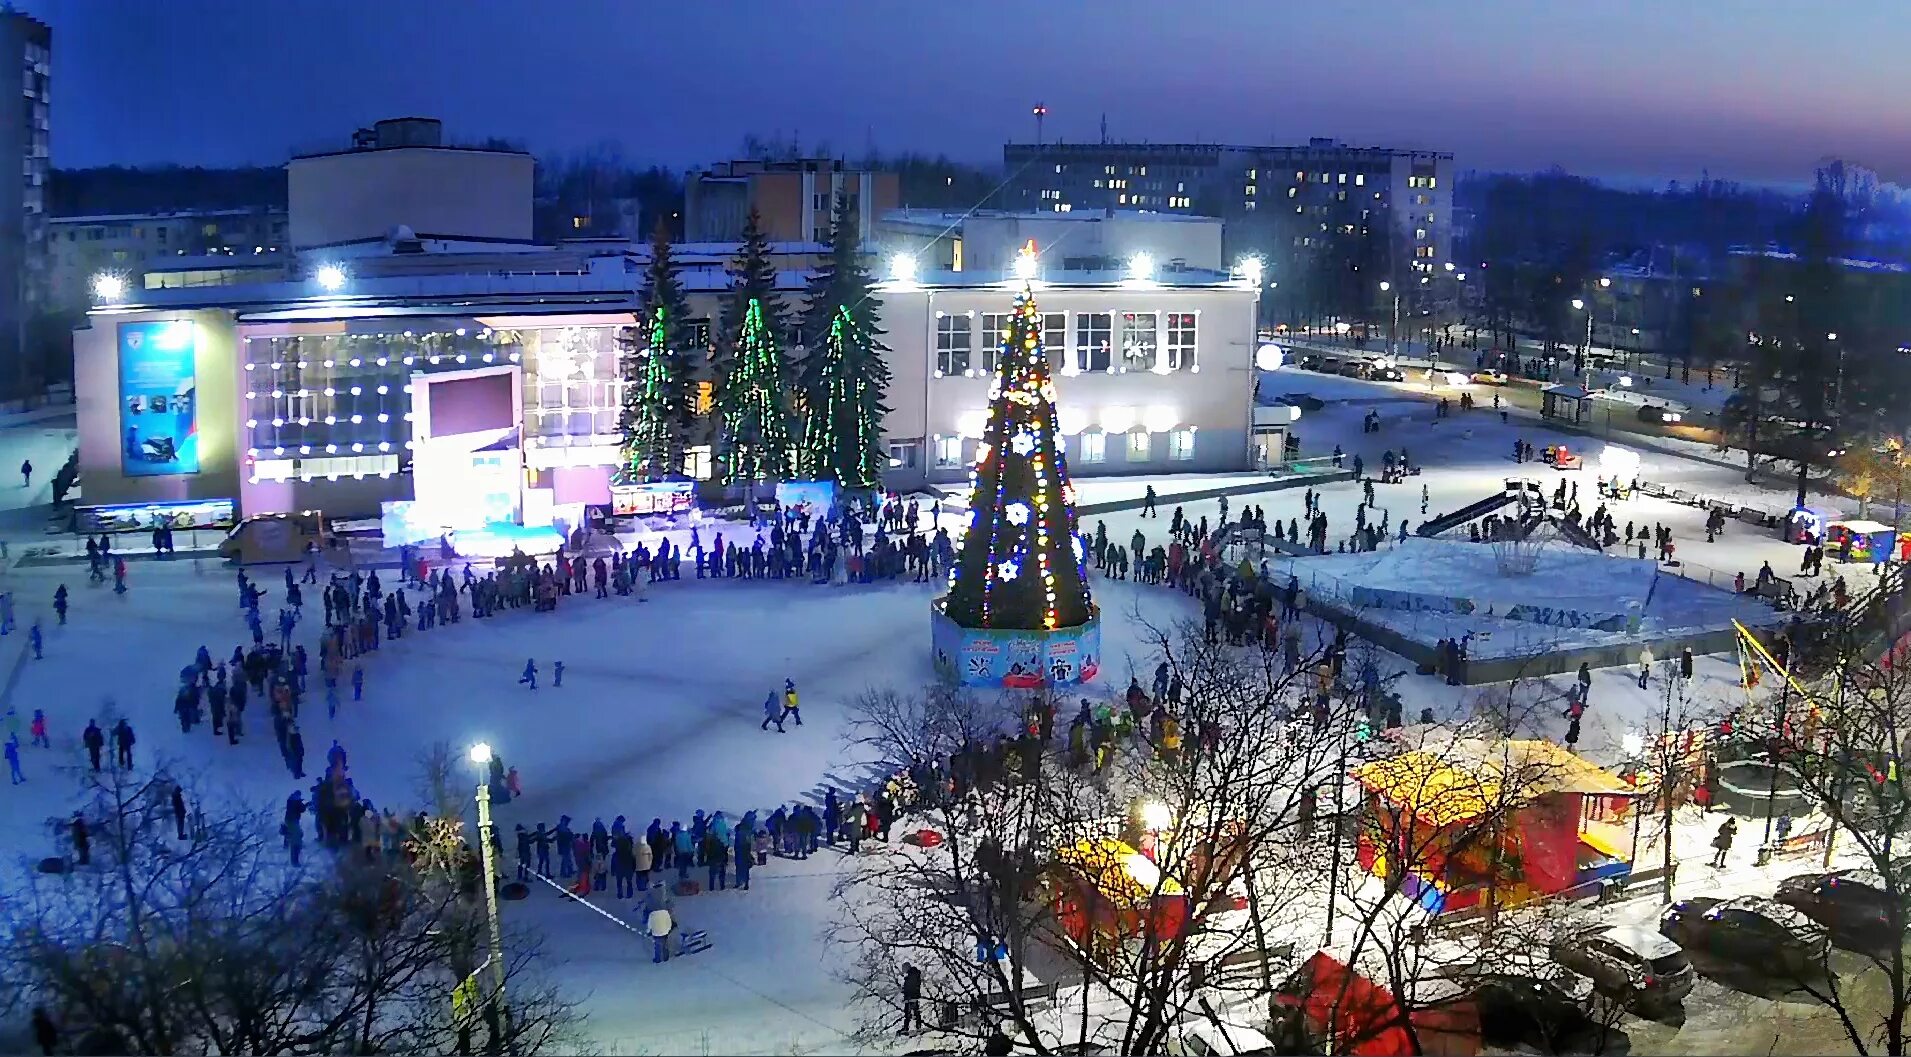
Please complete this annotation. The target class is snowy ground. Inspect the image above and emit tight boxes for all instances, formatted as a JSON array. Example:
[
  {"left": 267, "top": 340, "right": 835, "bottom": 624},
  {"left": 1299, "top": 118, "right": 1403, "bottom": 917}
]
[{"left": 0, "top": 376, "right": 1884, "bottom": 1053}]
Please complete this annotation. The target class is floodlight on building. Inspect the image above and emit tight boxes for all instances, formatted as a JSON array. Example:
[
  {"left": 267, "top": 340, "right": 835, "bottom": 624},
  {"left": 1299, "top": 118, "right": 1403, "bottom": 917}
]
[
  {"left": 314, "top": 263, "right": 347, "bottom": 292},
  {"left": 1236, "top": 255, "right": 1264, "bottom": 286},
  {"left": 91, "top": 273, "right": 126, "bottom": 302},
  {"left": 1129, "top": 252, "right": 1154, "bottom": 280},
  {"left": 1571, "top": 298, "right": 1585, "bottom": 311},
  {"left": 1378, "top": 280, "right": 1390, "bottom": 292},
  {"left": 888, "top": 253, "right": 917, "bottom": 284}
]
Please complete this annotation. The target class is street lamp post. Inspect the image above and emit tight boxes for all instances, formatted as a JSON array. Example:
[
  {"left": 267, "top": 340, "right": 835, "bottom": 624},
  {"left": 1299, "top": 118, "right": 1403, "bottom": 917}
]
[
  {"left": 469, "top": 743, "right": 508, "bottom": 1036},
  {"left": 1379, "top": 280, "right": 1400, "bottom": 359}
]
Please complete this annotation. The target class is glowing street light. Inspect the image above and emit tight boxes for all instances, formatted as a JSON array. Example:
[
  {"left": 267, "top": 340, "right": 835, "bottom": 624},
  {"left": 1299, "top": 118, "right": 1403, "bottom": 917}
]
[
  {"left": 468, "top": 742, "right": 508, "bottom": 1030},
  {"left": 314, "top": 263, "right": 348, "bottom": 292},
  {"left": 1128, "top": 252, "right": 1154, "bottom": 280},
  {"left": 1236, "top": 255, "right": 1264, "bottom": 286},
  {"left": 1571, "top": 298, "right": 1585, "bottom": 311},
  {"left": 1139, "top": 799, "right": 1173, "bottom": 831},
  {"left": 91, "top": 272, "right": 126, "bottom": 302},
  {"left": 887, "top": 253, "right": 916, "bottom": 285}
]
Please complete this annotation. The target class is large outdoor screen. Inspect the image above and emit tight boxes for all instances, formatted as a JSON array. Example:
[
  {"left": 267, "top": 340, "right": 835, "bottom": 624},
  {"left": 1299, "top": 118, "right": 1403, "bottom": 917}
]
[
  {"left": 422, "top": 372, "right": 514, "bottom": 438},
  {"left": 118, "top": 320, "right": 199, "bottom": 476}
]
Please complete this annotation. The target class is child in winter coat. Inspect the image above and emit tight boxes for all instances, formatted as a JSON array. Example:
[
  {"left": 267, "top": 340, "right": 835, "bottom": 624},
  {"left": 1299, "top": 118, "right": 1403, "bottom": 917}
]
[{"left": 633, "top": 832, "right": 654, "bottom": 891}]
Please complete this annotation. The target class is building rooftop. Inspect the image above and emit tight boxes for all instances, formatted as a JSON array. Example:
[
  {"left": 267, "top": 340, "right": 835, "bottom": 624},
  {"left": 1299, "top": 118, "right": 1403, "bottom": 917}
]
[
  {"left": 51, "top": 208, "right": 285, "bottom": 225},
  {"left": 881, "top": 207, "right": 1219, "bottom": 230},
  {"left": 1005, "top": 140, "right": 1453, "bottom": 160}
]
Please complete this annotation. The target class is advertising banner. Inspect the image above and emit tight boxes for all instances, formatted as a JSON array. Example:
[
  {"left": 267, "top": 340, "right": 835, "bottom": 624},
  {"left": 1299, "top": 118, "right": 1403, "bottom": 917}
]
[
  {"left": 117, "top": 321, "right": 199, "bottom": 476},
  {"left": 76, "top": 498, "right": 234, "bottom": 535},
  {"left": 775, "top": 480, "right": 838, "bottom": 523},
  {"left": 932, "top": 604, "right": 1102, "bottom": 687},
  {"left": 610, "top": 481, "right": 696, "bottom": 517}
]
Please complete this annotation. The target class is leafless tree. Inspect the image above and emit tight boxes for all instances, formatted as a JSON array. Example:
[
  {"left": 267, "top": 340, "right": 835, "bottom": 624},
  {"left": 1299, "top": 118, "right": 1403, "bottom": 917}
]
[
  {"left": 2, "top": 750, "right": 586, "bottom": 1055},
  {"left": 830, "top": 617, "right": 1353, "bottom": 1054}
]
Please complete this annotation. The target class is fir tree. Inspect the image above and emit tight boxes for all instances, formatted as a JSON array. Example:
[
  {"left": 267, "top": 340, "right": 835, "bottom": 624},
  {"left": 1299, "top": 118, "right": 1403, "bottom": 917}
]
[
  {"left": 615, "top": 219, "right": 694, "bottom": 480},
  {"left": 717, "top": 298, "right": 794, "bottom": 484},
  {"left": 798, "top": 305, "right": 891, "bottom": 490},
  {"left": 797, "top": 191, "right": 891, "bottom": 487},
  {"left": 714, "top": 206, "right": 788, "bottom": 396},
  {"left": 943, "top": 288, "right": 1093, "bottom": 631}
]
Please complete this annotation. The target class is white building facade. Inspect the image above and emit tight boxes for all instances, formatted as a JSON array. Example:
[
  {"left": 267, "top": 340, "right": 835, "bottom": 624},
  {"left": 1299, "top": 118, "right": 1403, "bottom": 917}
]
[{"left": 877, "top": 267, "right": 1260, "bottom": 489}]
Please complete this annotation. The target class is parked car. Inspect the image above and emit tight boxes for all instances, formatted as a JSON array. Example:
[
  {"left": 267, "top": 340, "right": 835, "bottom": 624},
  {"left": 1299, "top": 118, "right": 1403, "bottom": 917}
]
[
  {"left": 1294, "top": 352, "right": 1322, "bottom": 370},
  {"left": 1550, "top": 921, "right": 1697, "bottom": 1008},
  {"left": 1275, "top": 393, "right": 1326, "bottom": 412},
  {"left": 1367, "top": 363, "right": 1406, "bottom": 381},
  {"left": 1637, "top": 404, "right": 1683, "bottom": 424},
  {"left": 1469, "top": 971, "right": 1608, "bottom": 1053},
  {"left": 1470, "top": 369, "right": 1508, "bottom": 385},
  {"left": 1317, "top": 357, "right": 1343, "bottom": 375},
  {"left": 1775, "top": 868, "right": 1907, "bottom": 953},
  {"left": 1659, "top": 896, "right": 1829, "bottom": 975}
]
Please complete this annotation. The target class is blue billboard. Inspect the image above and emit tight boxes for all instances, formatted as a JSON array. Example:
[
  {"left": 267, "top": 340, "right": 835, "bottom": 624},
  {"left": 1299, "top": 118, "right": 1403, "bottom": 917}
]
[{"left": 117, "top": 321, "right": 199, "bottom": 476}]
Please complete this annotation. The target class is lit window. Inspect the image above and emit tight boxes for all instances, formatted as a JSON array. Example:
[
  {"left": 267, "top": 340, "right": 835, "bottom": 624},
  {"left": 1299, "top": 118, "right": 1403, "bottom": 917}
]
[
  {"left": 1120, "top": 312, "right": 1158, "bottom": 370},
  {"left": 1074, "top": 312, "right": 1112, "bottom": 372},
  {"left": 684, "top": 445, "right": 713, "bottom": 480},
  {"left": 1338, "top": 173, "right": 1347, "bottom": 184},
  {"left": 934, "top": 434, "right": 965, "bottom": 469},
  {"left": 1166, "top": 313, "right": 1197, "bottom": 371},
  {"left": 1428, "top": 176, "right": 1437, "bottom": 189},
  {"left": 936, "top": 314, "right": 972, "bottom": 375},
  {"left": 1244, "top": 185, "right": 1256, "bottom": 196},
  {"left": 1169, "top": 429, "right": 1195, "bottom": 460},
  {"left": 1081, "top": 432, "right": 1106, "bottom": 463},
  {"left": 1043, "top": 313, "right": 1067, "bottom": 365},
  {"left": 980, "top": 313, "right": 1010, "bottom": 374},
  {"left": 1355, "top": 174, "right": 1365, "bottom": 186},
  {"left": 695, "top": 380, "right": 714, "bottom": 415},
  {"left": 1288, "top": 187, "right": 1298, "bottom": 198},
  {"left": 1126, "top": 431, "right": 1151, "bottom": 461},
  {"left": 1245, "top": 201, "right": 1256, "bottom": 211},
  {"left": 571, "top": 216, "right": 588, "bottom": 230},
  {"left": 888, "top": 440, "right": 920, "bottom": 469}
]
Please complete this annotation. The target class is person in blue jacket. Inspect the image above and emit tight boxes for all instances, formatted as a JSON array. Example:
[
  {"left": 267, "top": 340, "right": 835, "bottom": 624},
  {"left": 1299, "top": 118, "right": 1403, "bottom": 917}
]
[
  {"left": 760, "top": 691, "right": 784, "bottom": 732},
  {"left": 519, "top": 659, "right": 538, "bottom": 689},
  {"left": 671, "top": 821, "right": 693, "bottom": 882}
]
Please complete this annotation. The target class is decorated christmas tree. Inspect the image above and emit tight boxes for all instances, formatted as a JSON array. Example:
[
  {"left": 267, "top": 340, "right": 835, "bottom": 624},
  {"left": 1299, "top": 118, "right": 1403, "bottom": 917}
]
[
  {"left": 615, "top": 219, "right": 693, "bottom": 480},
  {"left": 943, "top": 288, "right": 1093, "bottom": 631},
  {"left": 797, "top": 193, "right": 891, "bottom": 489},
  {"left": 716, "top": 297, "right": 794, "bottom": 483},
  {"left": 797, "top": 305, "right": 891, "bottom": 489}
]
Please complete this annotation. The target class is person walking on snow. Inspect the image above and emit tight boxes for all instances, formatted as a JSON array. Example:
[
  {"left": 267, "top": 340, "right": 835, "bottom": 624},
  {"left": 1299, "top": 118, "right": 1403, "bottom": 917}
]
[
  {"left": 553, "top": 661, "right": 564, "bottom": 688},
  {"left": 351, "top": 665, "right": 363, "bottom": 701},
  {"left": 519, "top": 659, "right": 538, "bottom": 689},
  {"left": 780, "top": 679, "right": 802, "bottom": 727},
  {"left": 30, "top": 709, "right": 47, "bottom": 748},
  {"left": 1710, "top": 817, "right": 1737, "bottom": 867},
  {"left": 19, "top": 458, "right": 31, "bottom": 488},
  {"left": 28, "top": 622, "right": 41, "bottom": 659},
  {"left": 82, "top": 719, "right": 104, "bottom": 771},
  {"left": 112, "top": 719, "right": 135, "bottom": 769},
  {"left": 53, "top": 584, "right": 66, "bottom": 625},
  {"left": 761, "top": 691, "right": 785, "bottom": 732},
  {"left": 5, "top": 733, "right": 23, "bottom": 784}
]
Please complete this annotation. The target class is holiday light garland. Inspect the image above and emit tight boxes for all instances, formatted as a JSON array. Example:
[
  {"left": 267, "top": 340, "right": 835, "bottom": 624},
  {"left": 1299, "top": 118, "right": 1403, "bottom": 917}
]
[
  {"left": 617, "top": 305, "right": 681, "bottom": 482},
  {"left": 719, "top": 297, "right": 794, "bottom": 483},
  {"left": 943, "top": 287, "right": 1093, "bottom": 630},
  {"left": 798, "top": 305, "right": 890, "bottom": 489}
]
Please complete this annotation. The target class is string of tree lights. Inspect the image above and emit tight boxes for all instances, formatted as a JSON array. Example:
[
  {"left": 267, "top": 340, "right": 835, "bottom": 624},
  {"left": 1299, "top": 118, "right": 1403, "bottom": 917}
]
[
  {"left": 797, "top": 305, "right": 890, "bottom": 490},
  {"left": 616, "top": 220, "right": 695, "bottom": 483},
  {"left": 942, "top": 285, "right": 1094, "bottom": 631},
  {"left": 717, "top": 297, "right": 794, "bottom": 483}
]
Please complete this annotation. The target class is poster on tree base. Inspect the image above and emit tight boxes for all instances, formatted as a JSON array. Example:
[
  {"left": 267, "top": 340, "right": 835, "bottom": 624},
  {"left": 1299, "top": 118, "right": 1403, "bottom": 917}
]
[{"left": 932, "top": 602, "right": 1101, "bottom": 687}]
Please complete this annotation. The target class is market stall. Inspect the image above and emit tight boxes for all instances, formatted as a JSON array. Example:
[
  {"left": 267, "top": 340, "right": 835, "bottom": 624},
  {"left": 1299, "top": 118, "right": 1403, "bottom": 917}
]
[{"left": 1827, "top": 519, "right": 1906, "bottom": 564}]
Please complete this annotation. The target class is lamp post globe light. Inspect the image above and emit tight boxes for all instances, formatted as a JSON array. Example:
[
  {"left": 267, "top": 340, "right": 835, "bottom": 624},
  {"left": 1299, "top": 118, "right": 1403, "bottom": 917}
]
[
  {"left": 469, "top": 742, "right": 508, "bottom": 1033},
  {"left": 314, "top": 262, "right": 348, "bottom": 292}
]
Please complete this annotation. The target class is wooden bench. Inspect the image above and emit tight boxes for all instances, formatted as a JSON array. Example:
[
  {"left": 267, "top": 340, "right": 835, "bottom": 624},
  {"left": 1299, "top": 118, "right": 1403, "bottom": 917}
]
[{"left": 1777, "top": 828, "right": 1831, "bottom": 856}]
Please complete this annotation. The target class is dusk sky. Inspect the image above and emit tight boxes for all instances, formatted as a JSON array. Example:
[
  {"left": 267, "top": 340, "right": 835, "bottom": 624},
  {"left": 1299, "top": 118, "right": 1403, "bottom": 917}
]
[{"left": 35, "top": 0, "right": 1911, "bottom": 187}]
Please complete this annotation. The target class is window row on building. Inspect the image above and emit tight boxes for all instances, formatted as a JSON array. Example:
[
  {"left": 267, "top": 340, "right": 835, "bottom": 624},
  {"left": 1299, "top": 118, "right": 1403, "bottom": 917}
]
[
  {"left": 931, "top": 427, "right": 1197, "bottom": 469},
  {"left": 933, "top": 309, "right": 1199, "bottom": 377}
]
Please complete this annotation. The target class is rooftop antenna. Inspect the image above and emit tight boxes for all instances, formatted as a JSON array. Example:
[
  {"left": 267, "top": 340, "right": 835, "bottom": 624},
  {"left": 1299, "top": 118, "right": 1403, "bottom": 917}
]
[
  {"left": 1100, "top": 113, "right": 1108, "bottom": 145},
  {"left": 1032, "top": 103, "right": 1048, "bottom": 146}
]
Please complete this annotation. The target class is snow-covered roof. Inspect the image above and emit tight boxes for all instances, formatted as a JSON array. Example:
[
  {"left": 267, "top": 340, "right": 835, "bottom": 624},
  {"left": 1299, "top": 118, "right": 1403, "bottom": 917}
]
[{"left": 882, "top": 207, "right": 1219, "bottom": 228}]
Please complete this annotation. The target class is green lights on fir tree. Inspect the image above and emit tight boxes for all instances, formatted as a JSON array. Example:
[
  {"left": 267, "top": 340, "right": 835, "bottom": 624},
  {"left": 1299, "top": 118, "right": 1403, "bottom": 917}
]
[
  {"left": 719, "top": 297, "right": 794, "bottom": 483},
  {"left": 944, "top": 287, "right": 1092, "bottom": 631},
  {"left": 799, "top": 305, "right": 891, "bottom": 490},
  {"left": 617, "top": 306, "right": 683, "bottom": 482}
]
